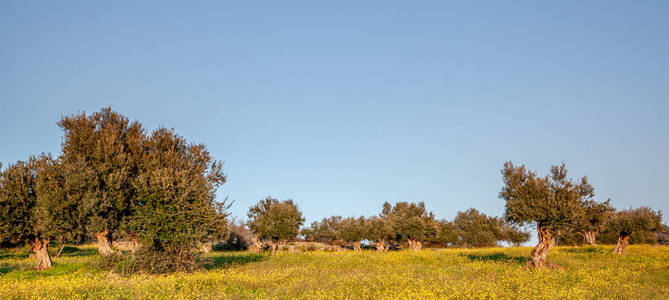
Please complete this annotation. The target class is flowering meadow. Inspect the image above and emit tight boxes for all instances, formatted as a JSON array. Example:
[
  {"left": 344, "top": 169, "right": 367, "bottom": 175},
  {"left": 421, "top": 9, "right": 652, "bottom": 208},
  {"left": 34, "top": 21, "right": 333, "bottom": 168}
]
[{"left": 1, "top": 244, "right": 667, "bottom": 299}]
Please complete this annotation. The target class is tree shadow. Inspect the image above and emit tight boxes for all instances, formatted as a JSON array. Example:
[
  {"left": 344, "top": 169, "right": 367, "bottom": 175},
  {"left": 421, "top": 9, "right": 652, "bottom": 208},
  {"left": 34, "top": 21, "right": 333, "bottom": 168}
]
[
  {"left": 0, "top": 266, "right": 15, "bottom": 275},
  {"left": 205, "top": 253, "right": 266, "bottom": 270},
  {"left": 58, "top": 246, "right": 98, "bottom": 257},
  {"left": 463, "top": 253, "right": 529, "bottom": 265},
  {"left": 0, "top": 252, "right": 29, "bottom": 260},
  {"left": 560, "top": 247, "right": 605, "bottom": 254}
]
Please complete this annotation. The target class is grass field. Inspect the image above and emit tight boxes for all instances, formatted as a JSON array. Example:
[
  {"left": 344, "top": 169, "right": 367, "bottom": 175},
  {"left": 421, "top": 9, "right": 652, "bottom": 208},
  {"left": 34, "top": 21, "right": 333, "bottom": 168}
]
[{"left": 1, "top": 244, "right": 668, "bottom": 299}]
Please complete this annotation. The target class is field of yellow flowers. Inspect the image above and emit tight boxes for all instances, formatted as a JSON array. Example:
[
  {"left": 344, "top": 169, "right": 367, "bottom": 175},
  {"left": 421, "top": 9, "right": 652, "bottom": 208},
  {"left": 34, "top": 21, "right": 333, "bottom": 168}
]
[{"left": 1, "top": 244, "right": 668, "bottom": 299}]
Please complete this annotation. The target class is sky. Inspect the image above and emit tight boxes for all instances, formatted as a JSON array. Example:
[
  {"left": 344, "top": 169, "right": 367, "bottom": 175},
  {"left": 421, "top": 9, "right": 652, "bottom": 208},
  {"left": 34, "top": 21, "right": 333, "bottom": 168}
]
[{"left": 2, "top": 1, "right": 668, "bottom": 241}]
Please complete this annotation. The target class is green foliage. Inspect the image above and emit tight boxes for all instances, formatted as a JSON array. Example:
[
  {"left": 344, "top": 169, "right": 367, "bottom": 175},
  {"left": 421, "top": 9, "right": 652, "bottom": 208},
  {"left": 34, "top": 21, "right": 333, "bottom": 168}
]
[
  {"left": 607, "top": 207, "right": 662, "bottom": 239},
  {"left": 449, "top": 208, "right": 529, "bottom": 247},
  {"left": 577, "top": 199, "right": 615, "bottom": 233},
  {"left": 499, "top": 162, "right": 594, "bottom": 230},
  {"left": 58, "top": 107, "right": 145, "bottom": 235},
  {"left": 302, "top": 216, "right": 342, "bottom": 243},
  {"left": 365, "top": 216, "right": 394, "bottom": 243},
  {"left": 336, "top": 216, "right": 366, "bottom": 243},
  {"left": 380, "top": 201, "right": 439, "bottom": 243},
  {"left": 0, "top": 159, "right": 38, "bottom": 245},
  {"left": 125, "top": 128, "right": 229, "bottom": 272},
  {"left": 33, "top": 155, "right": 90, "bottom": 246},
  {"left": 248, "top": 197, "right": 305, "bottom": 243}
]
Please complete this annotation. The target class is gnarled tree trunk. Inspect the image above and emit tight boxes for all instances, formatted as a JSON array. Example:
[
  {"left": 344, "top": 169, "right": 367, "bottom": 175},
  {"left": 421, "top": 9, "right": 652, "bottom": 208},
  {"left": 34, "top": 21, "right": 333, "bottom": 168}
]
[
  {"left": 353, "top": 241, "right": 361, "bottom": 251},
  {"left": 249, "top": 236, "right": 263, "bottom": 253},
  {"left": 375, "top": 240, "right": 386, "bottom": 252},
  {"left": 270, "top": 241, "right": 280, "bottom": 255},
  {"left": 583, "top": 231, "right": 597, "bottom": 245},
  {"left": 407, "top": 238, "right": 422, "bottom": 251},
  {"left": 526, "top": 226, "right": 560, "bottom": 269},
  {"left": 95, "top": 230, "right": 117, "bottom": 256},
  {"left": 612, "top": 235, "right": 630, "bottom": 255},
  {"left": 32, "top": 237, "right": 52, "bottom": 270}
]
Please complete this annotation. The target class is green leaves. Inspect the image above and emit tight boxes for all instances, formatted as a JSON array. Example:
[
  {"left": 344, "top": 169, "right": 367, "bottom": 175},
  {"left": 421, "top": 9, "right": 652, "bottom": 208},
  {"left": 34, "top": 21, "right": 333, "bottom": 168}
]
[{"left": 248, "top": 197, "right": 305, "bottom": 242}]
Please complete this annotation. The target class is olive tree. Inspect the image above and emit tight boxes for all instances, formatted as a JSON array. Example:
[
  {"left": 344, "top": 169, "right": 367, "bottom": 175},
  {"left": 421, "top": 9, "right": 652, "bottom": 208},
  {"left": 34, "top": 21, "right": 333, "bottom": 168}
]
[
  {"left": 301, "top": 216, "right": 342, "bottom": 244},
  {"left": 609, "top": 207, "right": 662, "bottom": 254},
  {"left": 124, "top": 128, "right": 229, "bottom": 273},
  {"left": 575, "top": 200, "right": 614, "bottom": 245},
  {"left": 247, "top": 197, "right": 305, "bottom": 254},
  {"left": 380, "top": 202, "right": 439, "bottom": 251},
  {"left": 451, "top": 208, "right": 529, "bottom": 248},
  {"left": 337, "top": 216, "right": 366, "bottom": 251},
  {"left": 365, "top": 216, "right": 394, "bottom": 251},
  {"left": 0, "top": 155, "right": 88, "bottom": 270},
  {"left": 58, "top": 107, "right": 144, "bottom": 255},
  {"left": 499, "top": 162, "right": 594, "bottom": 268}
]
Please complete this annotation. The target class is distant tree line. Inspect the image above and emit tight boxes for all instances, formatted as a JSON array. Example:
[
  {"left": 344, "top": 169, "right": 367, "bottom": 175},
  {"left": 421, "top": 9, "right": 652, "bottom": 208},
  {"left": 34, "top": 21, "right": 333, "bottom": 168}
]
[{"left": 0, "top": 108, "right": 665, "bottom": 273}]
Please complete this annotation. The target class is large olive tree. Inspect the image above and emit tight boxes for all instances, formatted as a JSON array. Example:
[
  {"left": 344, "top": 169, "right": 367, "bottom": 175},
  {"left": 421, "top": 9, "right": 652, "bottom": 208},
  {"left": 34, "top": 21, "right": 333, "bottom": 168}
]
[
  {"left": 124, "top": 128, "right": 229, "bottom": 273},
  {"left": 499, "top": 162, "right": 594, "bottom": 268},
  {"left": 247, "top": 197, "right": 304, "bottom": 254},
  {"left": 58, "top": 107, "right": 144, "bottom": 255}
]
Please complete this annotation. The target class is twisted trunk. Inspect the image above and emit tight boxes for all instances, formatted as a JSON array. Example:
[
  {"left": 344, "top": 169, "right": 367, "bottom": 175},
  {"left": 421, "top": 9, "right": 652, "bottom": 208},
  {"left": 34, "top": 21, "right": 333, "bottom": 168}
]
[
  {"left": 583, "top": 231, "right": 597, "bottom": 245},
  {"left": 375, "top": 240, "right": 387, "bottom": 252},
  {"left": 32, "top": 237, "right": 52, "bottom": 270},
  {"left": 407, "top": 238, "right": 422, "bottom": 251},
  {"left": 270, "top": 241, "right": 280, "bottom": 255},
  {"left": 249, "top": 236, "right": 263, "bottom": 253},
  {"left": 95, "top": 230, "right": 117, "bottom": 256},
  {"left": 613, "top": 235, "right": 630, "bottom": 255},
  {"left": 353, "top": 241, "right": 361, "bottom": 251},
  {"left": 526, "top": 226, "right": 560, "bottom": 269}
]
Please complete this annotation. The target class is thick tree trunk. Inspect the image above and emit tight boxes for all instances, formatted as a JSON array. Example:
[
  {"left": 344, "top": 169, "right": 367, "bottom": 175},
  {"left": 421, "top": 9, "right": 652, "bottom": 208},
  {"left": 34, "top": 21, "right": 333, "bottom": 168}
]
[
  {"left": 32, "top": 237, "right": 52, "bottom": 270},
  {"left": 353, "top": 241, "right": 361, "bottom": 251},
  {"left": 583, "top": 231, "right": 597, "bottom": 245},
  {"left": 526, "top": 226, "right": 560, "bottom": 269},
  {"left": 56, "top": 243, "right": 66, "bottom": 258},
  {"left": 375, "top": 240, "right": 387, "bottom": 252},
  {"left": 95, "top": 230, "right": 117, "bottom": 256},
  {"left": 131, "top": 234, "right": 140, "bottom": 255},
  {"left": 407, "top": 238, "right": 422, "bottom": 251},
  {"left": 613, "top": 235, "right": 630, "bottom": 255},
  {"left": 249, "top": 236, "right": 263, "bottom": 253},
  {"left": 270, "top": 241, "right": 279, "bottom": 255}
]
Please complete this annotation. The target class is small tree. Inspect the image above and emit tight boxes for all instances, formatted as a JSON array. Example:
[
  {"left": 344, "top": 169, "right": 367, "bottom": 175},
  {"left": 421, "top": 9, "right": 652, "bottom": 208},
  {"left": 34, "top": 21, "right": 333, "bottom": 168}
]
[
  {"left": 380, "top": 202, "right": 439, "bottom": 251},
  {"left": 499, "top": 162, "right": 593, "bottom": 268},
  {"left": 125, "top": 128, "right": 228, "bottom": 273},
  {"left": 575, "top": 200, "right": 614, "bottom": 245},
  {"left": 609, "top": 207, "right": 662, "bottom": 255},
  {"left": 247, "top": 197, "right": 305, "bottom": 254},
  {"left": 365, "top": 216, "right": 394, "bottom": 251},
  {"left": 337, "top": 216, "right": 366, "bottom": 251},
  {"left": 58, "top": 107, "right": 144, "bottom": 256}
]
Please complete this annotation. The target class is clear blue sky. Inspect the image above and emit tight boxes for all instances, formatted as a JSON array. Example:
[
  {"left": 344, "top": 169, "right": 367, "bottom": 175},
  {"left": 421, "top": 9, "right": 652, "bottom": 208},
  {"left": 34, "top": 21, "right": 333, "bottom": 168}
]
[{"left": 2, "top": 1, "right": 668, "bottom": 235}]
